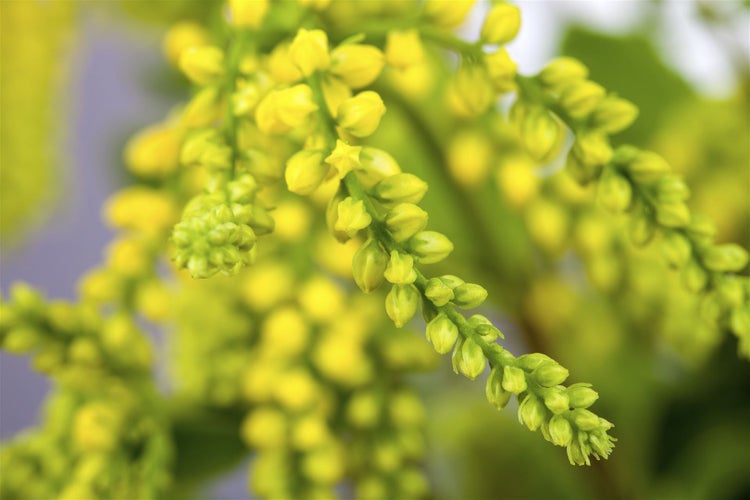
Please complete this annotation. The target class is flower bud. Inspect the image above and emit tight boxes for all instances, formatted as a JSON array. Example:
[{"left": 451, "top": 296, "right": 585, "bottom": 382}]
[
  {"left": 373, "top": 173, "right": 428, "bottom": 205},
  {"left": 521, "top": 107, "right": 563, "bottom": 162},
  {"left": 384, "top": 251, "right": 417, "bottom": 285},
  {"left": 228, "top": 0, "right": 269, "bottom": 28},
  {"left": 731, "top": 306, "right": 750, "bottom": 344},
  {"left": 481, "top": 2, "right": 521, "bottom": 45},
  {"left": 3, "top": 327, "right": 40, "bottom": 353},
  {"left": 321, "top": 74, "right": 352, "bottom": 118},
  {"left": 501, "top": 365, "right": 527, "bottom": 394},
  {"left": 357, "top": 147, "right": 402, "bottom": 188},
  {"left": 559, "top": 80, "right": 606, "bottom": 119},
  {"left": 629, "top": 213, "right": 656, "bottom": 247},
  {"left": 686, "top": 213, "right": 716, "bottom": 246},
  {"left": 335, "top": 197, "right": 372, "bottom": 237},
  {"left": 424, "top": 277, "right": 454, "bottom": 307},
  {"left": 325, "top": 139, "right": 361, "bottom": 178},
  {"left": 330, "top": 44, "right": 385, "bottom": 88},
  {"left": 179, "top": 46, "right": 224, "bottom": 85},
  {"left": 624, "top": 150, "right": 670, "bottom": 184},
  {"left": 163, "top": 21, "right": 209, "bottom": 66},
  {"left": 539, "top": 57, "right": 588, "bottom": 90},
  {"left": 338, "top": 91, "right": 386, "bottom": 137},
  {"left": 289, "top": 28, "right": 330, "bottom": 76},
  {"left": 591, "top": 96, "right": 638, "bottom": 134},
  {"left": 384, "top": 203, "right": 429, "bottom": 242},
  {"left": 454, "top": 337, "right": 485, "bottom": 380},
  {"left": 543, "top": 388, "right": 570, "bottom": 414},
  {"left": 567, "top": 383, "right": 599, "bottom": 408},
  {"left": 656, "top": 202, "right": 690, "bottom": 228},
  {"left": 285, "top": 150, "right": 329, "bottom": 195},
  {"left": 516, "top": 353, "right": 553, "bottom": 371},
  {"left": 385, "top": 30, "right": 424, "bottom": 70},
  {"left": 486, "top": 366, "right": 512, "bottom": 410},
  {"left": 656, "top": 176, "right": 690, "bottom": 203},
  {"left": 484, "top": 48, "right": 517, "bottom": 93},
  {"left": 408, "top": 231, "right": 453, "bottom": 264},
  {"left": 182, "top": 86, "right": 223, "bottom": 126},
  {"left": 426, "top": 313, "right": 459, "bottom": 354},
  {"left": 448, "top": 64, "right": 494, "bottom": 117},
  {"left": 533, "top": 362, "right": 569, "bottom": 387},
  {"left": 682, "top": 258, "right": 709, "bottom": 293},
  {"left": 597, "top": 168, "right": 632, "bottom": 213},
  {"left": 424, "top": 0, "right": 475, "bottom": 28},
  {"left": 256, "top": 85, "right": 318, "bottom": 134},
  {"left": 549, "top": 415, "right": 574, "bottom": 447},
  {"left": 452, "top": 283, "right": 488, "bottom": 309},
  {"left": 385, "top": 284, "right": 420, "bottom": 327},
  {"left": 571, "top": 409, "right": 600, "bottom": 431},
  {"left": 352, "top": 239, "right": 388, "bottom": 293},
  {"left": 661, "top": 231, "right": 691, "bottom": 268},
  {"left": 571, "top": 132, "right": 612, "bottom": 173},
  {"left": 702, "top": 244, "right": 749, "bottom": 272},
  {"left": 518, "top": 394, "right": 546, "bottom": 431}
]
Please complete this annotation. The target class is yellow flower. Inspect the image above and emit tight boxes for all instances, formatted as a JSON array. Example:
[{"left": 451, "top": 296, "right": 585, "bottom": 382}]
[
  {"left": 481, "top": 2, "right": 521, "bottom": 45},
  {"left": 325, "top": 139, "right": 361, "bottom": 178},
  {"left": 289, "top": 28, "right": 330, "bottom": 76},
  {"left": 337, "top": 91, "right": 386, "bottom": 137},
  {"left": 330, "top": 44, "right": 385, "bottom": 88}
]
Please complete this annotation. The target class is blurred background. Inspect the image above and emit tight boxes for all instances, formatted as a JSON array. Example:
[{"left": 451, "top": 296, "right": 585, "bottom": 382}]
[{"left": 1, "top": 1, "right": 749, "bottom": 498}]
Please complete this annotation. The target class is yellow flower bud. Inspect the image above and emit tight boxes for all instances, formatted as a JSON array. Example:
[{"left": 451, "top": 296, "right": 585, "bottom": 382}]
[
  {"left": 656, "top": 202, "right": 690, "bottom": 228},
  {"left": 255, "top": 84, "right": 318, "bottom": 134},
  {"left": 481, "top": 2, "right": 521, "bottom": 45},
  {"left": 624, "top": 150, "right": 670, "bottom": 184},
  {"left": 495, "top": 155, "right": 539, "bottom": 208},
  {"left": 486, "top": 366, "right": 512, "bottom": 410},
  {"left": 162, "top": 21, "right": 209, "bottom": 66},
  {"left": 520, "top": 107, "right": 563, "bottom": 162},
  {"left": 384, "top": 251, "right": 417, "bottom": 285},
  {"left": 228, "top": 0, "right": 269, "bottom": 29},
  {"left": 275, "top": 369, "right": 319, "bottom": 410},
  {"left": 447, "top": 131, "right": 492, "bottom": 186},
  {"left": 385, "top": 30, "right": 424, "bottom": 69},
  {"left": 424, "top": 0, "right": 476, "bottom": 28},
  {"left": 285, "top": 150, "right": 329, "bottom": 195},
  {"left": 424, "top": 278, "right": 454, "bottom": 307},
  {"left": 539, "top": 57, "right": 588, "bottom": 90},
  {"left": 335, "top": 197, "right": 372, "bottom": 237},
  {"left": 591, "top": 96, "right": 639, "bottom": 134},
  {"left": 454, "top": 337, "right": 485, "bottom": 380},
  {"left": 241, "top": 408, "right": 287, "bottom": 448},
  {"left": 104, "top": 187, "right": 178, "bottom": 234},
  {"left": 702, "top": 244, "right": 749, "bottom": 272},
  {"left": 484, "top": 48, "right": 517, "bottom": 93},
  {"left": 289, "top": 28, "right": 330, "bottom": 76},
  {"left": 337, "top": 91, "right": 386, "bottom": 137},
  {"left": 330, "top": 44, "right": 385, "bottom": 88},
  {"left": 179, "top": 46, "right": 225, "bottom": 85},
  {"left": 408, "top": 231, "right": 453, "bottom": 264},
  {"left": 182, "top": 86, "right": 223, "bottom": 127},
  {"left": 502, "top": 365, "right": 527, "bottom": 394},
  {"left": 559, "top": 80, "right": 606, "bottom": 119},
  {"left": 384, "top": 203, "right": 429, "bottom": 242},
  {"left": 385, "top": 284, "right": 420, "bottom": 327},
  {"left": 299, "top": 276, "right": 345, "bottom": 322},
  {"left": 373, "top": 173, "right": 428, "bottom": 205},
  {"left": 426, "top": 313, "right": 459, "bottom": 354},
  {"left": 448, "top": 64, "right": 494, "bottom": 118},
  {"left": 325, "top": 139, "right": 361, "bottom": 178},
  {"left": 571, "top": 132, "right": 612, "bottom": 173},
  {"left": 597, "top": 167, "right": 632, "bottom": 213},
  {"left": 302, "top": 444, "right": 344, "bottom": 484},
  {"left": 124, "top": 124, "right": 181, "bottom": 178},
  {"left": 352, "top": 238, "right": 388, "bottom": 293},
  {"left": 262, "top": 306, "right": 310, "bottom": 356},
  {"left": 73, "top": 403, "right": 121, "bottom": 452},
  {"left": 321, "top": 74, "right": 352, "bottom": 118},
  {"left": 292, "top": 415, "right": 330, "bottom": 450},
  {"left": 267, "top": 42, "right": 303, "bottom": 83},
  {"left": 356, "top": 147, "right": 402, "bottom": 188}
]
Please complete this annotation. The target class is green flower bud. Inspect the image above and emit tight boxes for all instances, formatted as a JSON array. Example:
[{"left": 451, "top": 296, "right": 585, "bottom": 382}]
[
  {"left": 516, "top": 353, "right": 554, "bottom": 371},
  {"left": 484, "top": 48, "right": 517, "bottom": 93},
  {"left": 539, "top": 57, "right": 588, "bottom": 90},
  {"left": 502, "top": 365, "right": 527, "bottom": 394},
  {"left": 629, "top": 212, "right": 656, "bottom": 247},
  {"left": 686, "top": 212, "right": 716, "bottom": 246},
  {"left": 326, "top": 189, "right": 349, "bottom": 242},
  {"left": 468, "top": 315, "right": 503, "bottom": 341},
  {"left": 486, "top": 366, "right": 512, "bottom": 411},
  {"left": 384, "top": 251, "right": 417, "bottom": 285},
  {"left": 656, "top": 176, "right": 690, "bottom": 203},
  {"left": 408, "top": 231, "right": 454, "bottom": 264},
  {"left": 661, "top": 231, "right": 692, "bottom": 268},
  {"left": 285, "top": 150, "right": 329, "bottom": 195},
  {"left": 439, "top": 274, "right": 465, "bottom": 288},
  {"left": 597, "top": 168, "right": 632, "bottom": 213},
  {"left": 384, "top": 203, "right": 429, "bottom": 242},
  {"left": 481, "top": 2, "right": 521, "bottom": 45},
  {"left": 559, "top": 80, "right": 605, "bottom": 119},
  {"left": 426, "top": 313, "right": 459, "bottom": 354},
  {"left": 356, "top": 147, "right": 402, "bottom": 188},
  {"left": 424, "top": 278, "right": 454, "bottom": 307},
  {"left": 335, "top": 197, "right": 372, "bottom": 238},
  {"left": 518, "top": 394, "right": 547, "bottom": 431},
  {"left": 571, "top": 132, "right": 612, "bottom": 171},
  {"left": 625, "top": 150, "right": 670, "bottom": 184},
  {"left": 656, "top": 202, "right": 691, "bottom": 228},
  {"left": 452, "top": 283, "right": 488, "bottom": 309},
  {"left": 716, "top": 277, "right": 744, "bottom": 307},
  {"left": 373, "top": 174, "right": 428, "bottom": 205},
  {"left": 590, "top": 96, "right": 638, "bottom": 134},
  {"left": 385, "top": 284, "right": 419, "bottom": 327},
  {"left": 682, "top": 258, "right": 709, "bottom": 293},
  {"left": 543, "top": 388, "right": 570, "bottom": 414},
  {"left": 730, "top": 306, "right": 750, "bottom": 342},
  {"left": 533, "top": 362, "right": 569, "bottom": 387},
  {"left": 571, "top": 409, "right": 600, "bottom": 431},
  {"left": 3, "top": 327, "right": 40, "bottom": 353},
  {"left": 548, "top": 415, "right": 574, "bottom": 447},
  {"left": 567, "top": 383, "right": 599, "bottom": 408},
  {"left": 454, "top": 337, "right": 485, "bottom": 380},
  {"left": 521, "top": 107, "right": 562, "bottom": 162},
  {"left": 352, "top": 239, "right": 388, "bottom": 293},
  {"left": 450, "top": 64, "right": 494, "bottom": 117},
  {"left": 702, "top": 244, "right": 749, "bottom": 272}
]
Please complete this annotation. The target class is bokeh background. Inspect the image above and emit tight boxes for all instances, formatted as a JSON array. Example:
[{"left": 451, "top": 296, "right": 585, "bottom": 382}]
[{"left": 1, "top": 1, "right": 749, "bottom": 498}]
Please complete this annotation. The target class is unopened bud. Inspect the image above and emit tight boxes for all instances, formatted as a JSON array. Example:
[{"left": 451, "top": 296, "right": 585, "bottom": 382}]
[
  {"left": 330, "top": 44, "right": 385, "bottom": 88},
  {"left": 424, "top": 0, "right": 476, "bottom": 28},
  {"left": 502, "top": 365, "right": 527, "bottom": 394},
  {"left": 656, "top": 176, "right": 690, "bottom": 203},
  {"left": 426, "top": 313, "right": 459, "bottom": 354},
  {"left": 518, "top": 394, "right": 546, "bottom": 431},
  {"left": 571, "top": 409, "right": 600, "bottom": 431},
  {"left": 289, "top": 28, "right": 330, "bottom": 76},
  {"left": 325, "top": 139, "right": 361, "bottom": 179},
  {"left": 567, "top": 383, "right": 599, "bottom": 408},
  {"left": 597, "top": 168, "right": 632, "bottom": 213},
  {"left": 385, "top": 284, "right": 420, "bottom": 328},
  {"left": 352, "top": 239, "right": 388, "bottom": 293},
  {"left": 285, "top": 150, "right": 328, "bottom": 195},
  {"left": 656, "top": 202, "right": 691, "bottom": 228},
  {"left": 337, "top": 91, "right": 386, "bottom": 137},
  {"left": 385, "top": 30, "right": 424, "bottom": 70},
  {"left": 629, "top": 213, "right": 656, "bottom": 247},
  {"left": 357, "top": 147, "right": 402, "bottom": 188},
  {"left": 481, "top": 2, "right": 521, "bottom": 45},
  {"left": 373, "top": 174, "right": 428, "bottom": 205},
  {"left": 533, "top": 362, "right": 569, "bottom": 387},
  {"left": 682, "top": 259, "right": 709, "bottom": 293},
  {"left": 625, "top": 150, "right": 670, "bottom": 184},
  {"left": 452, "top": 283, "right": 488, "bottom": 309},
  {"left": 484, "top": 48, "right": 517, "bottom": 93},
  {"left": 539, "top": 57, "right": 588, "bottom": 90},
  {"left": 560, "top": 80, "right": 606, "bottom": 119},
  {"left": 384, "top": 251, "right": 417, "bottom": 285},
  {"left": 521, "top": 107, "right": 563, "bottom": 162},
  {"left": 335, "top": 197, "right": 372, "bottom": 238},
  {"left": 591, "top": 96, "right": 638, "bottom": 134},
  {"left": 408, "top": 231, "right": 453, "bottom": 264},
  {"left": 548, "top": 415, "right": 574, "bottom": 446},
  {"left": 543, "top": 388, "right": 570, "bottom": 413},
  {"left": 424, "top": 278, "right": 454, "bottom": 306},
  {"left": 486, "top": 366, "right": 512, "bottom": 410},
  {"left": 454, "top": 337, "right": 485, "bottom": 380},
  {"left": 228, "top": 0, "right": 269, "bottom": 28},
  {"left": 661, "top": 231, "right": 692, "bottom": 268},
  {"left": 702, "top": 244, "right": 749, "bottom": 272},
  {"left": 179, "top": 46, "right": 224, "bottom": 85},
  {"left": 384, "top": 203, "right": 428, "bottom": 242}
]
